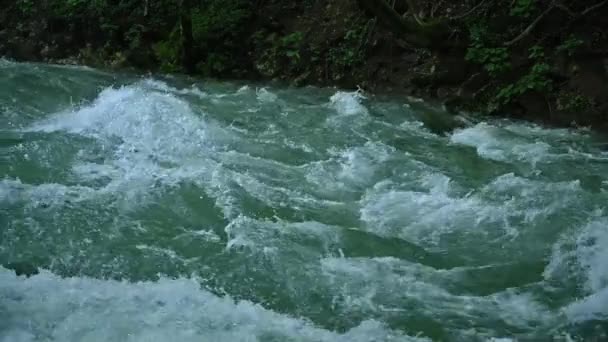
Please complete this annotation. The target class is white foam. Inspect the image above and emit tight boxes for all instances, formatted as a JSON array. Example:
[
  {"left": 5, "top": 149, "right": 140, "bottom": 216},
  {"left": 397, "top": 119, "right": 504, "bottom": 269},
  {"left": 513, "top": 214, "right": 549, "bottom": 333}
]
[
  {"left": 329, "top": 91, "right": 368, "bottom": 116},
  {"left": 335, "top": 142, "right": 394, "bottom": 183},
  {"left": 359, "top": 172, "right": 497, "bottom": 244},
  {"left": 224, "top": 215, "right": 342, "bottom": 256},
  {"left": 256, "top": 88, "right": 278, "bottom": 103},
  {"left": 360, "top": 172, "right": 582, "bottom": 245},
  {"left": 0, "top": 57, "right": 15, "bottom": 68},
  {"left": 305, "top": 142, "right": 395, "bottom": 195},
  {"left": 0, "top": 268, "right": 424, "bottom": 342},
  {"left": 565, "top": 288, "right": 608, "bottom": 323},
  {"left": 502, "top": 121, "right": 586, "bottom": 139},
  {"left": 545, "top": 217, "right": 608, "bottom": 322},
  {"left": 397, "top": 120, "right": 437, "bottom": 138},
  {"left": 450, "top": 123, "right": 552, "bottom": 165},
  {"left": 21, "top": 83, "right": 234, "bottom": 209},
  {"left": 282, "top": 138, "right": 314, "bottom": 153},
  {"left": 0, "top": 178, "right": 95, "bottom": 208},
  {"left": 574, "top": 220, "right": 608, "bottom": 289},
  {"left": 237, "top": 85, "right": 251, "bottom": 94},
  {"left": 320, "top": 257, "right": 554, "bottom": 331},
  {"left": 141, "top": 79, "right": 208, "bottom": 98},
  {"left": 484, "top": 173, "right": 581, "bottom": 209},
  {"left": 178, "top": 228, "right": 222, "bottom": 243}
]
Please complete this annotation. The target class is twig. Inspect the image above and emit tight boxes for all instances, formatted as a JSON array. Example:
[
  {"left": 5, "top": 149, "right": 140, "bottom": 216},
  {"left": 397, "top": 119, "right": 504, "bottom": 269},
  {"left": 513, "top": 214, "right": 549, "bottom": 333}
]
[
  {"left": 554, "top": 3, "right": 575, "bottom": 16},
  {"left": 472, "top": 81, "right": 495, "bottom": 100},
  {"left": 545, "top": 95, "right": 553, "bottom": 120},
  {"left": 358, "top": 18, "right": 377, "bottom": 54},
  {"left": 581, "top": 0, "right": 607, "bottom": 16},
  {"left": 505, "top": 3, "right": 556, "bottom": 47},
  {"left": 450, "top": 0, "right": 490, "bottom": 20},
  {"left": 555, "top": 0, "right": 607, "bottom": 17},
  {"left": 431, "top": 0, "right": 445, "bottom": 18}
]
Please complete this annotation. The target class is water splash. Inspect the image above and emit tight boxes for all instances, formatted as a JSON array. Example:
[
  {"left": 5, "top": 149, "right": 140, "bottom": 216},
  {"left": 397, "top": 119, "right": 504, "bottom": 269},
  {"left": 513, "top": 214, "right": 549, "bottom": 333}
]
[
  {"left": 4, "top": 63, "right": 608, "bottom": 340},
  {"left": 0, "top": 268, "right": 424, "bottom": 342},
  {"left": 329, "top": 91, "right": 369, "bottom": 116}
]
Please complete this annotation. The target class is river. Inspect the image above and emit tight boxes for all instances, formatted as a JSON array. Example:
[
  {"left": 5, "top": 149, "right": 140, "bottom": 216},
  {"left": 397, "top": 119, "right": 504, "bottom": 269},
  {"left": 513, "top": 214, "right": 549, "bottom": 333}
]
[{"left": 1, "top": 59, "right": 607, "bottom": 341}]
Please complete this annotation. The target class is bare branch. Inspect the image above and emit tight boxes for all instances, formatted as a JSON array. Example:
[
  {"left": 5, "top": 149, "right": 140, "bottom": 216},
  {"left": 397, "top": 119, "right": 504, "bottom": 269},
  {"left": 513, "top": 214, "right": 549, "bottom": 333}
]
[
  {"left": 581, "top": 0, "right": 607, "bottom": 16},
  {"left": 430, "top": 0, "right": 445, "bottom": 18},
  {"left": 505, "top": 3, "right": 555, "bottom": 47},
  {"left": 450, "top": 0, "right": 490, "bottom": 20},
  {"left": 555, "top": 0, "right": 606, "bottom": 17},
  {"left": 554, "top": 2, "right": 575, "bottom": 16}
]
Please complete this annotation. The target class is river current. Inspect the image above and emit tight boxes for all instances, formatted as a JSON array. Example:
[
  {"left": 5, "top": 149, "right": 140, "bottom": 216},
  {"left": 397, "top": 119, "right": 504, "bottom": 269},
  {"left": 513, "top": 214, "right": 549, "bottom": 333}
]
[{"left": 1, "top": 60, "right": 608, "bottom": 341}]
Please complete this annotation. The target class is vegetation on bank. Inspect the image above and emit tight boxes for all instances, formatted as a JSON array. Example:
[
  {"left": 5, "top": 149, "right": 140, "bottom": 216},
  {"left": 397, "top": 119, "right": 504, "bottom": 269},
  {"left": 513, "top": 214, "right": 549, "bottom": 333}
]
[{"left": 1, "top": 0, "right": 607, "bottom": 129}]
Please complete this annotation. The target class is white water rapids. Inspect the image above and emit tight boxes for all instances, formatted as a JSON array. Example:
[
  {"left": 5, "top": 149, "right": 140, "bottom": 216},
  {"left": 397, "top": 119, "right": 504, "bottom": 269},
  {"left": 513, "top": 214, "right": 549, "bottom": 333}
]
[{"left": 1, "top": 60, "right": 608, "bottom": 341}]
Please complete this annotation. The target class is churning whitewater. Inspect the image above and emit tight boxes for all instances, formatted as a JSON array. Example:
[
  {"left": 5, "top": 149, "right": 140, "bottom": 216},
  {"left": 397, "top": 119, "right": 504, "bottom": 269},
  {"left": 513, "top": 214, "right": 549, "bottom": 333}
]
[{"left": 1, "top": 60, "right": 608, "bottom": 341}]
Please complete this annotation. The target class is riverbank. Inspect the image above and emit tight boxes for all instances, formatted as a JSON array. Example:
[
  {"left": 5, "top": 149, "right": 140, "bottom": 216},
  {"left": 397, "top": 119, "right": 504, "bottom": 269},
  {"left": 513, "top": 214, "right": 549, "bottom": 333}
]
[{"left": 2, "top": 0, "right": 607, "bottom": 131}]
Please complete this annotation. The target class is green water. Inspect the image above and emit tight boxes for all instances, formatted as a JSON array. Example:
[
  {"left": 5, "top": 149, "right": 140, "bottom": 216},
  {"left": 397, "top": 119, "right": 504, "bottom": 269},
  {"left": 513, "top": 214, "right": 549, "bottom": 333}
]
[{"left": 1, "top": 59, "right": 608, "bottom": 341}]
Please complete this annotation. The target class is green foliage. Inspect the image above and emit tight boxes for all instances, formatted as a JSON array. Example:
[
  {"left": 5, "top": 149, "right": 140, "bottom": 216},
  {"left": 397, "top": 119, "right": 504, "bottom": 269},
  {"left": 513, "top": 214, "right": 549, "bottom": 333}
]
[
  {"left": 52, "top": 0, "right": 108, "bottom": 16},
  {"left": 329, "top": 26, "right": 366, "bottom": 71},
  {"left": 189, "top": 0, "right": 252, "bottom": 75},
  {"left": 198, "top": 52, "right": 231, "bottom": 75},
  {"left": 466, "top": 46, "right": 511, "bottom": 77},
  {"left": 16, "top": 0, "right": 34, "bottom": 14},
  {"left": 255, "top": 31, "right": 305, "bottom": 76},
  {"left": 191, "top": 0, "right": 251, "bottom": 42},
  {"left": 153, "top": 40, "right": 179, "bottom": 72},
  {"left": 556, "top": 92, "right": 593, "bottom": 112},
  {"left": 280, "top": 31, "right": 304, "bottom": 64},
  {"left": 557, "top": 35, "right": 584, "bottom": 56},
  {"left": 510, "top": 0, "right": 536, "bottom": 18},
  {"left": 492, "top": 44, "right": 552, "bottom": 106},
  {"left": 494, "top": 62, "right": 551, "bottom": 105},
  {"left": 152, "top": 28, "right": 180, "bottom": 72},
  {"left": 466, "top": 23, "right": 511, "bottom": 77},
  {"left": 4, "top": 0, "right": 595, "bottom": 119},
  {"left": 125, "top": 24, "right": 147, "bottom": 49},
  {"left": 528, "top": 45, "right": 544, "bottom": 59}
]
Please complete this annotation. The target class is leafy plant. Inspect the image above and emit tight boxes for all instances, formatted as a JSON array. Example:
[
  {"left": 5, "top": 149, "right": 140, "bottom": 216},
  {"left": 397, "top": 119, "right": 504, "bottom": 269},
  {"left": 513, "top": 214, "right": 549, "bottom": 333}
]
[
  {"left": 510, "top": 0, "right": 536, "bottom": 18},
  {"left": 125, "top": 24, "right": 146, "bottom": 49},
  {"left": 556, "top": 92, "right": 593, "bottom": 112},
  {"left": 494, "top": 62, "right": 552, "bottom": 105},
  {"left": 557, "top": 35, "right": 584, "bottom": 56},
  {"left": 280, "top": 31, "right": 304, "bottom": 64},
  {"left": 528, "top": 45, "right": 544, "bottom": 59},
  {"left": 152, "top": 27, "right": 180, "bottom": 72},
  {"left": 328, "top": 24, "right": 367, "bottom": 72},
  {"left": 466, "top": 46, "right": 511, "bottom": 77},
  {"left": 16, "top": 0, "right": 34, "bottom": 14},
  {"left": 466, "top": 23, "right": 511, "bottom": 77},
  {"left": 198, "top": 52, "right": 231, "bottom": 74},
  {"left": 492, "top": 45, "right": 552, "bottom": 106},
  {"left": 191, "top": 0, "right": 251, "bottom": 42}
]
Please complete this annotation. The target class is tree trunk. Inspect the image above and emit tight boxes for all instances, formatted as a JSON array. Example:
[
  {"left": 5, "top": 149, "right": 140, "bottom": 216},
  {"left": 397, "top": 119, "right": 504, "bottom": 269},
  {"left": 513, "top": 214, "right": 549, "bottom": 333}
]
[{"left": 179, "top": 0, "right": 195, "bottom": 73}]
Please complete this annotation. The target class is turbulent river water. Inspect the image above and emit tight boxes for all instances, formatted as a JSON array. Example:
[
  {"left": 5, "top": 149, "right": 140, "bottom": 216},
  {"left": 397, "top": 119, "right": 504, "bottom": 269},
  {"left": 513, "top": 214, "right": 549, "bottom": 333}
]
[{"left": 1, "top": 59, "right": 608, "bottom": 341}]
